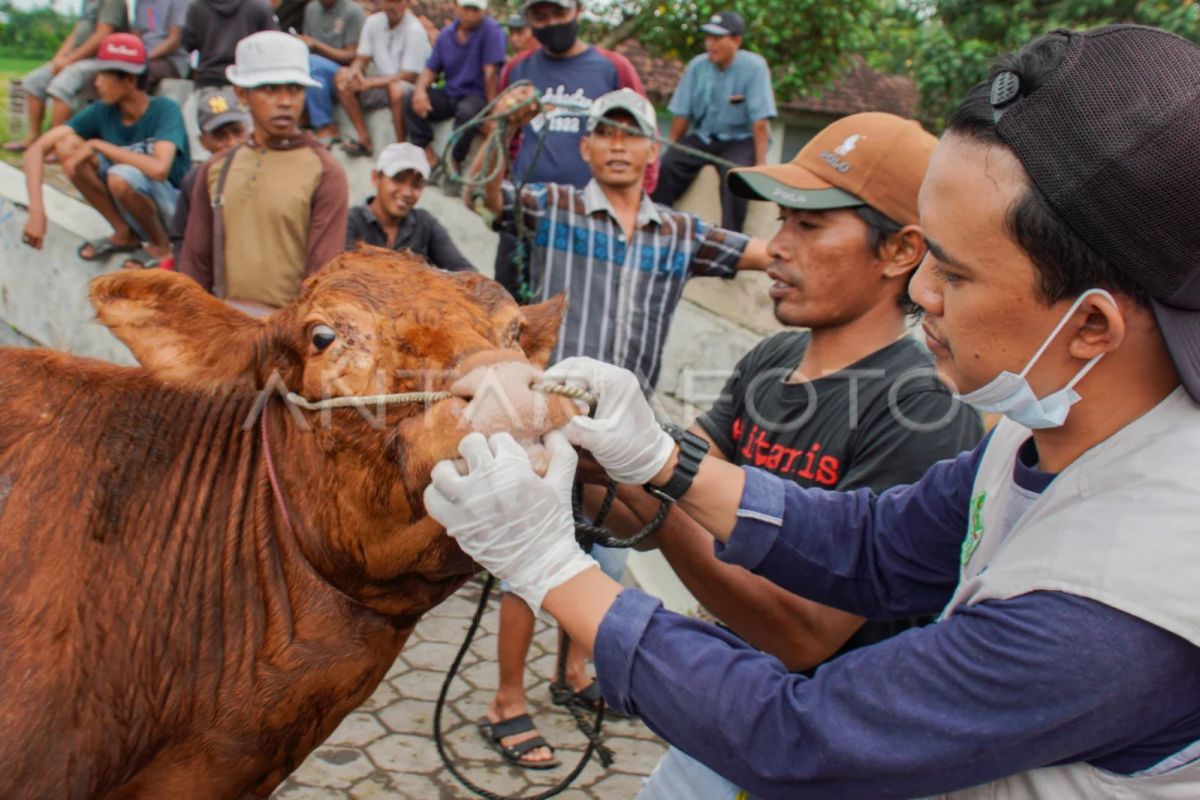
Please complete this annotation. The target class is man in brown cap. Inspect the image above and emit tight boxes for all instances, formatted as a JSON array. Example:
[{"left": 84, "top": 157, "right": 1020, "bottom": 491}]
[
  {"left": 636, "top": 110, "right": 982, "bottom": 799},
  {"left": 423, "top": 23, "right": 1200, "bottom": 800}
]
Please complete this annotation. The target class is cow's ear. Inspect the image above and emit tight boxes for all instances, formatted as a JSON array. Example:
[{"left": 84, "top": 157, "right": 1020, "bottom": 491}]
[
  {"left": 90, "top": 271, "right": 267, "bottom": 390},
  {"left": 519, "top": 294, "right": 566, "bottom": 367}
]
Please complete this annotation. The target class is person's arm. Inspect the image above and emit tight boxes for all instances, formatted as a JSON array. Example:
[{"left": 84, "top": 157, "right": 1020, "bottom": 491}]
[
  {"left": 736, "top": 236, "right": 770, "bottom": 270},
  {"left": 607, "top": 484, "right": 863, "bottom": 670},
  {"left": 482, "top": 62, "right": 499, "bottom": 103},
  {"left": 62, "top": 21, "right": 116, "bottom": 65},
  {"left": 424, "top": 216, "right": 476, "bottom": 272},
  {"left": 178, "top": 159, "right": 217, "bottom": 291},
  {"left": 89, "top": 139, "right": 177, "bottom": 182},
  {"left": 463, "top": 84, "right": 538, "bottom": 218},
  {"left": 409, "top": 66, "right": 437, "bottom": 118},
  {"left": 667, "top": 115, "right": 689, "bottom": 144},
  {"left": 480, "top": 21, "right": 505, "bottom": 102},
  {"left": 562, "top": 584, "right": 1200, "bottom": 798},
  {"left": 304, "top": 152, "right": 350, "bottom": 276},
  {"left": 746, "top": 54, "right": 777, "bottom": 167},
  {"left": 170, "top": 168, "right": 196, "bottom": 261},
  {"left": 146, "top": 27, "right": 183, "bottom": 61},
  {"left": 752, "top": 118, "right": 770, "bottom": 166},
  {"left": 685, "top": 217, "right": 752, "bottom": 279},
  {"left": 306, "top": 36, "right": 359, "bottom": 65},
  {"left": 21, "top": 126, "right": 78, "bottom": 249}
]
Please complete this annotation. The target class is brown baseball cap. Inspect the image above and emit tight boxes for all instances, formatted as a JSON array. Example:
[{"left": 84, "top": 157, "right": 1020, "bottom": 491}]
[{"left": 728, "top": 112, "right": 936, "bottom": 226}]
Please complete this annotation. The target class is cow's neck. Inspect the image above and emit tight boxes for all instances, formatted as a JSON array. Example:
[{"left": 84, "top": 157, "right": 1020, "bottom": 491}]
[{"left": 264, "top": 402, "right": 467, "bottom": 620}]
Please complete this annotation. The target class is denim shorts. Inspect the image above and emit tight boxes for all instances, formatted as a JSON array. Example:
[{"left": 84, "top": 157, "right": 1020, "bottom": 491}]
[
  {"left": 23, "top": 59, "right": 99, "bottom": 103},
  {"left": 637, "top": 746, "right": 752, "bottom": 800},
  {"left": 98, "top": 156, "right": 180, "bottom": 239}
]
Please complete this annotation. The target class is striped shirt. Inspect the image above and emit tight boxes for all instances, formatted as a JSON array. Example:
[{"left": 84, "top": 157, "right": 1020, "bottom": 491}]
[{"left": 500, "top": 180, "right": 749, "bottom": 387}]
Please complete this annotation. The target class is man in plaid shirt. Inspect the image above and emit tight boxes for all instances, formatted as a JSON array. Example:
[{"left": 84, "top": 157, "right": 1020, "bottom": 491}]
[{"left": 463, "top": 84, "right": 769, "bottom": 769}]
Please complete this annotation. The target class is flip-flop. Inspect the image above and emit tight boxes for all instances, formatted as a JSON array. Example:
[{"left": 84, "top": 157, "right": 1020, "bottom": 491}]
[
  {"left": 77, "top": 237, "right": 139, "bottom": 262},
  {"left": 341, "top": 139, "right": 372, "bottom": 157},
  {"left": 2, "top": 141, "right": 29, "bottom": 153},
  {"left": 120, "top": 248, "right": 164, "bottom": 269},
  {"left": 477, "top": 714, "right": 560, "bottom": 771},
  {"left": 317, "top": 135, "right": 342, "bottom": 148}
]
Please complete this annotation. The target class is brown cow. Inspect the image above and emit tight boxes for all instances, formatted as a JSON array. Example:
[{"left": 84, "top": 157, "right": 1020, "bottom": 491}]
[{"left": 0, "top": 247, "right": 576, "bottom": 799}]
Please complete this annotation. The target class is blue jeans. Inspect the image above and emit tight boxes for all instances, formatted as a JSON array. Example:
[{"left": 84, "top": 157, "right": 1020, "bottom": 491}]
[
  {"left": 307, "top": 54, "right": 341, "bottom": 130},
  {"left": 97, "top": 155, "right": 179, "bottom": 241},
  {"left": 638, "top": 746, "right": 752, "bottom": 800}
]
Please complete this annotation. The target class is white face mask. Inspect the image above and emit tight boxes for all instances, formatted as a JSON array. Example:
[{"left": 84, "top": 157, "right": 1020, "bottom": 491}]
[{"left": 959, "top": 288, "right": 1117, "bottom": 429}]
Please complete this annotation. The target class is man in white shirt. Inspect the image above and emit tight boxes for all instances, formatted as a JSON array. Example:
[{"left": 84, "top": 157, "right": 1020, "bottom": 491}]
[{"left": 335, "top": 0, "right": 431, "bottom": 156}]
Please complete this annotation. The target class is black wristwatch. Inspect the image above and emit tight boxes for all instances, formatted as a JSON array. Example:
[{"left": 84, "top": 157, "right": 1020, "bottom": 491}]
[{"left": 644, "top": 423, "right": 709, "bottom": 503}]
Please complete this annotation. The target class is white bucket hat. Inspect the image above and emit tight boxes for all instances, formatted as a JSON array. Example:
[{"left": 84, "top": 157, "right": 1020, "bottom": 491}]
[{"left": 226, "top": 31, "right": 321, "bottom": 89}]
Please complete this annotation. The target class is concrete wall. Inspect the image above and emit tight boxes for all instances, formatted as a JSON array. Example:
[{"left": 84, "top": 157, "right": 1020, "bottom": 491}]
[{"left": 0, "top": 101, "right": 791, "bottom": 614}]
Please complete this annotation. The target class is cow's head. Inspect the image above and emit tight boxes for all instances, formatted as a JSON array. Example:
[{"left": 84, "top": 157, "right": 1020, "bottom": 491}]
[{"left": 90, "top": 248, "right": 578, "bottom": 615}]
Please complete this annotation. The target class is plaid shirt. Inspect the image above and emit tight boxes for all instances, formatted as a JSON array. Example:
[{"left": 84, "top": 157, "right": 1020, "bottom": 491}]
[{"left": 500, "top": 179, "right": 749, "bottom": 387}]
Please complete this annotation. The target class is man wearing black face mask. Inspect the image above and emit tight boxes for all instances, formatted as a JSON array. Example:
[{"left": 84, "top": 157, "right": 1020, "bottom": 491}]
[{"left": 497, "top": 0, "right": 656, "bottom": 191}]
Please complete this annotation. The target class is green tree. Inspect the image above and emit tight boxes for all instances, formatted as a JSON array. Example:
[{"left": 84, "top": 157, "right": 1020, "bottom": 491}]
[
  {"left": 0, "top": 2, "right": 77, "bottom": 61},
  {"left": 589, "top": 0, "right": 876, "bottom": 103},
  {"left": 869, "top": 0, "right": 1200, "bottom": 130}
]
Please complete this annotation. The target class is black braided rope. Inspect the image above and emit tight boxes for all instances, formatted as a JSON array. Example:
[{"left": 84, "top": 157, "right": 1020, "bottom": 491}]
[{"left": 433, "top": 482, "right": 672, "bottom": 800}]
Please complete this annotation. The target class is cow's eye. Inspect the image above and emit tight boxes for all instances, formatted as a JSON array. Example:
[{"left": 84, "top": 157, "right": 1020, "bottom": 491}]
[{"left": 311, "top": 324, "right": 336, "bottom": 352}]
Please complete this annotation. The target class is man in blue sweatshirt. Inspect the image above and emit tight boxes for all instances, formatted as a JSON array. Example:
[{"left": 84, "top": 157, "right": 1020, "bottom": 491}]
[{"left": 426, "top": 25, "right": 1200, "bottom": 799}]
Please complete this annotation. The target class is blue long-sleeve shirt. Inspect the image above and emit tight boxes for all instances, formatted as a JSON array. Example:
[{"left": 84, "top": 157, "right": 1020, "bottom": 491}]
[{"left": 593, "top": 442, "right": 1200, "bottom": 799}]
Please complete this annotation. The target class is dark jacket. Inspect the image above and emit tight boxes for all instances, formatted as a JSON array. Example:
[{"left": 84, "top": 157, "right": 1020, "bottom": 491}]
[
  {"left": 182, "top": 0, "right": 278, "bottom": 87},
  {"left": 345, "top": 203, "right": 476, "bottom": 273}
]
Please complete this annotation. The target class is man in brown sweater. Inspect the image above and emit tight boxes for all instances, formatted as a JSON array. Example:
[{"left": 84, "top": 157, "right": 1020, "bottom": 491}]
[{"left": 179, "top": 31, "right": 348, "bottom": 312}]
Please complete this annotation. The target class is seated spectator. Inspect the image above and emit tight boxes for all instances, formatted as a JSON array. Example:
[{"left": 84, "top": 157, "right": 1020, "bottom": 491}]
[
  {"left": 504, "top": 13, "right": 536, "bottom": 54},
  {"left": 335, "top": 0, "right": 431, "bottom": 157},
  {"left": 346, "top": 143, "right": 475, "bottom": 271},
  {"left": 297, "top": 0, "right": 366, "bottom": 143},
  {"left": 183, "top": 0, "right": 278, "bottom": 88},
  {"left": 405, "top": 0, "right": 505, "bottom": 171},
  {"left": 21, "top": 33, "right": 189, "bottom": 272},
  {"left": 651, "top": 11, "right": 777, "bottom": 232},
  {"left": 179, "top": 32, "right": 349, "bottom": 312},
  {"left": 169, "top": 86, "right": 251, "bottom": 262},
  {"left": 5, "top": 0, "right": 129, "bottom": 153},
  {"left": 133, "top": 0, "right": 189, "bottom": 93}
]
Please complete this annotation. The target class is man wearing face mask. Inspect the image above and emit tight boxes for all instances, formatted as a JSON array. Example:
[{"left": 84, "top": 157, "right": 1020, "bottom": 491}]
[
  {"left": 497, "top": 0, "right": 655, "bottom": 191},
  {"left": 427, "top": 25, "right": 1200, "bottom": 798}
]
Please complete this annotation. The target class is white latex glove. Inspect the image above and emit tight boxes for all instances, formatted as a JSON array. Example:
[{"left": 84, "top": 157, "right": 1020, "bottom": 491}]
[
  {"left": 424, "top": 430, "right": 596, "bottom": 613},
  {"left": 542, "top": 357, "right": 675, "bottom": 485}
]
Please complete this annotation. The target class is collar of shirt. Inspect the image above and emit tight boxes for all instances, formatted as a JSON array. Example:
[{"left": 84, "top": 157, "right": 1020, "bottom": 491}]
[
  {"left": 580, "top": 179, "right": 662, "bottom": 229},
  {"left": 362, "top": 198, "right": 415, "bottom": 244}
]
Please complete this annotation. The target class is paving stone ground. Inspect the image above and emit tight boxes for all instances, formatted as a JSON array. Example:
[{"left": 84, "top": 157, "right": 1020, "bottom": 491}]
[{"left": 272, "top": 579, "right": 666, "bottom": 799}]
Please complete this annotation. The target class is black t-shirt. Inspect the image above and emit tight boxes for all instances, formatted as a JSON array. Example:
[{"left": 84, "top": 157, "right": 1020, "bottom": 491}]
[{"left": 697, "top": 330, "right": 983, "bottom": 656}]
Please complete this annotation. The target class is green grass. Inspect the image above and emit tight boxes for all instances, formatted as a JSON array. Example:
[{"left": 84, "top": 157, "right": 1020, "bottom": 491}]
[{"left": 0, "top": 56, "right": 53, "bottom": 159}]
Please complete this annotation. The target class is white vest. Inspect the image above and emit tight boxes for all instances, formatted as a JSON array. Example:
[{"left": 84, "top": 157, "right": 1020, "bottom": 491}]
[{"left": 935, "top": 388, "right": 1200, "bottom": 799}]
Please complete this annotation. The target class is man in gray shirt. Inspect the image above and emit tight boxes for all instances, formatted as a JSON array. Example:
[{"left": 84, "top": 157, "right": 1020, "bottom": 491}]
[
  {"left": 133, "top": 0, "right": 189, "bottom": 92},
  {"left": 297, "top": 0, "right": 366, "bottom": 142},
  {"left": 651, "top": 11, "right": 777, "bottom": 232}
]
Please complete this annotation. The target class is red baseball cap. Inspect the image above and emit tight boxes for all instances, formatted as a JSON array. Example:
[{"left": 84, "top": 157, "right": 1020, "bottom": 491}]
[{"left": 96, "top": 33, "right": 147, "bottom": 75}]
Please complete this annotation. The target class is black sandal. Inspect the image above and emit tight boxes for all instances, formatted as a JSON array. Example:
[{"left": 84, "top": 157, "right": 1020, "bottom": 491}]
[
  {"left": 340, "top": 139, "right": 372, "bottom": 157},
  {"left": 478, "top": 714, "right": 560, "bottom": 770}
]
